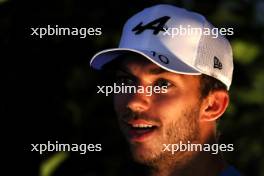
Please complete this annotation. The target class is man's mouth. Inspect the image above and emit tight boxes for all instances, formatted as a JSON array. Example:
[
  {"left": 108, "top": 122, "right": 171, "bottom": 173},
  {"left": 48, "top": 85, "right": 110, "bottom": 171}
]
[{"left": 123, "top": 119, "right": 159, "bottom": 142}]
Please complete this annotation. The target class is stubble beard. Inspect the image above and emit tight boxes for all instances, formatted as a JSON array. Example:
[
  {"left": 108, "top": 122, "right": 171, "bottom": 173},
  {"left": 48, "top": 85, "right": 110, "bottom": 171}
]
[{"left": 128, "top": 105, "right": 201, "bottom": 169}]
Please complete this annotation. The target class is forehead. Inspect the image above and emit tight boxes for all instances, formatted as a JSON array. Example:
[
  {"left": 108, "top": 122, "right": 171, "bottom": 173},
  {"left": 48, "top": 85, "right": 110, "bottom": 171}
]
[
  {"left": 103, "top": 53, "right": 164, "bottom": 74},
  {"left": 118, "top": 53, "right": 165, "bottom": 74},
  {"left": 112, "top": 53, "right": 193, "bottom": 76}
]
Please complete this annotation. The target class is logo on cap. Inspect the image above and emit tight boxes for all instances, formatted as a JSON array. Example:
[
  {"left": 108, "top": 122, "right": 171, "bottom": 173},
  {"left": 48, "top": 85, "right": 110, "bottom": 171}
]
[
  {"left": 213, "top": 56, "right": 222, "bottom": 70},
  {"left": 132, "top": 16, "right": 170, "bottom": 35},
  {"left": 151, "top": 51, "right": 170, "bottom": 64}
]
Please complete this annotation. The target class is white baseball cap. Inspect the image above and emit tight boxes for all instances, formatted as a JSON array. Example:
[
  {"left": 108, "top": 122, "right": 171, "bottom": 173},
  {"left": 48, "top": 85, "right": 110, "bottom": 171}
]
[{"left": 90, "top": 4, "right": 233, "bottom": 89}]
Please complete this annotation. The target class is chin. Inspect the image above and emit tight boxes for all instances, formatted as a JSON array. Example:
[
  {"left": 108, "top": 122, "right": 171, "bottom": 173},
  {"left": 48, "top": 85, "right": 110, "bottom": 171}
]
[{"left": 129, "top": 142, "right": 162, "bottom": 165}]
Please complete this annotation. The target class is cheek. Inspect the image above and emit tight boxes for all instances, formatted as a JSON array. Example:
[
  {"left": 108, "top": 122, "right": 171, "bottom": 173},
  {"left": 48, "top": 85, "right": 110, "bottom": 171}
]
[
  {"left": 152, "top": 94, "right": 195, "bottom": 122},
  {"left": 113, "top": 94, "right": 126, "bottom": 114},
  {"left": 149, "top": 96, "right": 180, "bottom": 127},
  {"left": 154, "top": 90, "right": 199, "bottom": 109},
  {"left": 153, "top": 94, "right": 181, "bottom": 113}
]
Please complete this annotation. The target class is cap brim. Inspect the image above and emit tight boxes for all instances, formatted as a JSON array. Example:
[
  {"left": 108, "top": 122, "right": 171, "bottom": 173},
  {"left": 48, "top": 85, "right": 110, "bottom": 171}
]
[{"left": 90, "top": 48, "right": 201, "bottom": 75}]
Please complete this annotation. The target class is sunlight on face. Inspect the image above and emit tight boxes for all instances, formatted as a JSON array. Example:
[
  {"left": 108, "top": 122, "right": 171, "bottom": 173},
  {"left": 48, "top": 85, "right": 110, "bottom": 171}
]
[{"left": 112, "top": 54, "right": 203, "bottom": 165}]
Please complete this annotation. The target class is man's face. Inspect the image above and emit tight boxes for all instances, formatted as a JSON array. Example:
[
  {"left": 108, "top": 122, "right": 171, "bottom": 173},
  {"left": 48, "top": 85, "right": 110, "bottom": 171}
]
[{"left": 113, "top": 55, "right": 203, "bottom": 165}]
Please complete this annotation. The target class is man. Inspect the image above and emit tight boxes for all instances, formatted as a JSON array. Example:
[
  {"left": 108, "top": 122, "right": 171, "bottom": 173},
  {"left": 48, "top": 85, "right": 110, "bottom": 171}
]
[{"left": 90, "top": 4, "right": 240, "bottom": 176}]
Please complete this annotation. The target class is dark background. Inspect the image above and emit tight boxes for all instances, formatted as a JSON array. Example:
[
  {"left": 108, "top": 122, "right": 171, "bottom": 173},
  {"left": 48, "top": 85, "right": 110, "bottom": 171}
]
[{"left": 2, "top": 0, "right": 264, "bottom": 175}]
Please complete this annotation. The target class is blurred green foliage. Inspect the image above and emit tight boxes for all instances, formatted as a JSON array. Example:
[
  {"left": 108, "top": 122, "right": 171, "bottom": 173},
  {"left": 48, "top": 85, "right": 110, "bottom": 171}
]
[
  {"left": 40, "top": 152, "right": 69, "bottom": 176},
  {"left": 232, "top": 39, "right": 261, "bottom": 65}
]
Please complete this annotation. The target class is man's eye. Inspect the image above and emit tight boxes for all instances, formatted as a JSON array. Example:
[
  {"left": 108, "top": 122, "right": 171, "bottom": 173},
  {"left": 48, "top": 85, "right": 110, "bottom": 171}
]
[
  {"left": 115, "top": 76, "right": 135, "bottom": 85},
  {"left": 155, "top": 79, "right": 173, "bottom": 88}
]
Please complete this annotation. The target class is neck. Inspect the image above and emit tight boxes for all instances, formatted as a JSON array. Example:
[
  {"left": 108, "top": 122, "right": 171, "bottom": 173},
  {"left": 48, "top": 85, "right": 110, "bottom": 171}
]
[
  {"left": 148, "top": 127, "right": 227, "bottom": 176},
  {"left": 148, "top": 150, "right": 226, "bottom": 176}
]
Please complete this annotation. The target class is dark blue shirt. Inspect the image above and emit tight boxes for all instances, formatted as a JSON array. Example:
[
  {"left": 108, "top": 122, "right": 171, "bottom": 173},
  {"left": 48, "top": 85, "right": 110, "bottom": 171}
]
[{"left": 219, "top": 166, "right": 241, "bottom": 176}]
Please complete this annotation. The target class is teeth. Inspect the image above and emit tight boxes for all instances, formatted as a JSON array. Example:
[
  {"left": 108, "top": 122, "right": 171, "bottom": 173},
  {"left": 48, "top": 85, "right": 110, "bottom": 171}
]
[{"left": 132, "top": 124, "right": 153, "bottom": 128}]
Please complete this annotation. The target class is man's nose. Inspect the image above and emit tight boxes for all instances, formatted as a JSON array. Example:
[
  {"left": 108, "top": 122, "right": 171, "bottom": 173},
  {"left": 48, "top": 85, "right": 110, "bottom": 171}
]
[{"left": 127, "top": 91, "right": 151, "bottom": 112}]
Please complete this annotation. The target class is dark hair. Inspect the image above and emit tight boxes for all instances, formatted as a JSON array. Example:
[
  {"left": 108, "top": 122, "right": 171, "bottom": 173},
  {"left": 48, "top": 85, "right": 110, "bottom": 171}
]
[{"left": 200, "top": 74, "right": 227, "bottom": 99}]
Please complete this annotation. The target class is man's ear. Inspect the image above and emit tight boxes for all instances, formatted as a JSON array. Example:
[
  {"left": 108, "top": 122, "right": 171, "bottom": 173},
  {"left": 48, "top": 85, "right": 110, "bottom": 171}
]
[{"left": 200, "top": 90, "right": 229, "bottom": 122}]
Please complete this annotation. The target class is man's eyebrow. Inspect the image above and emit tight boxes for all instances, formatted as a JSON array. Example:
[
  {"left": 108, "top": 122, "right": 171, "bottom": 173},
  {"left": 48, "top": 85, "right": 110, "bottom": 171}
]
[
  {"left": 147, "top": 67, "right": 167, "bottom": 75},
  {"left": 115, "top": 67, "right": 132, "bottom": 75}
]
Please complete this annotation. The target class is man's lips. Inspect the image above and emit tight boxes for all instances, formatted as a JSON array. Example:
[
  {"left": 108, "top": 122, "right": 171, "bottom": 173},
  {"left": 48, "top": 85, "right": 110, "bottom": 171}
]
[
  {"left": 128, "top": 119, "right": 158, "bottom": 127},
  {"left": 122, "top": 119, "right": 159, "bottom": 142}
]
